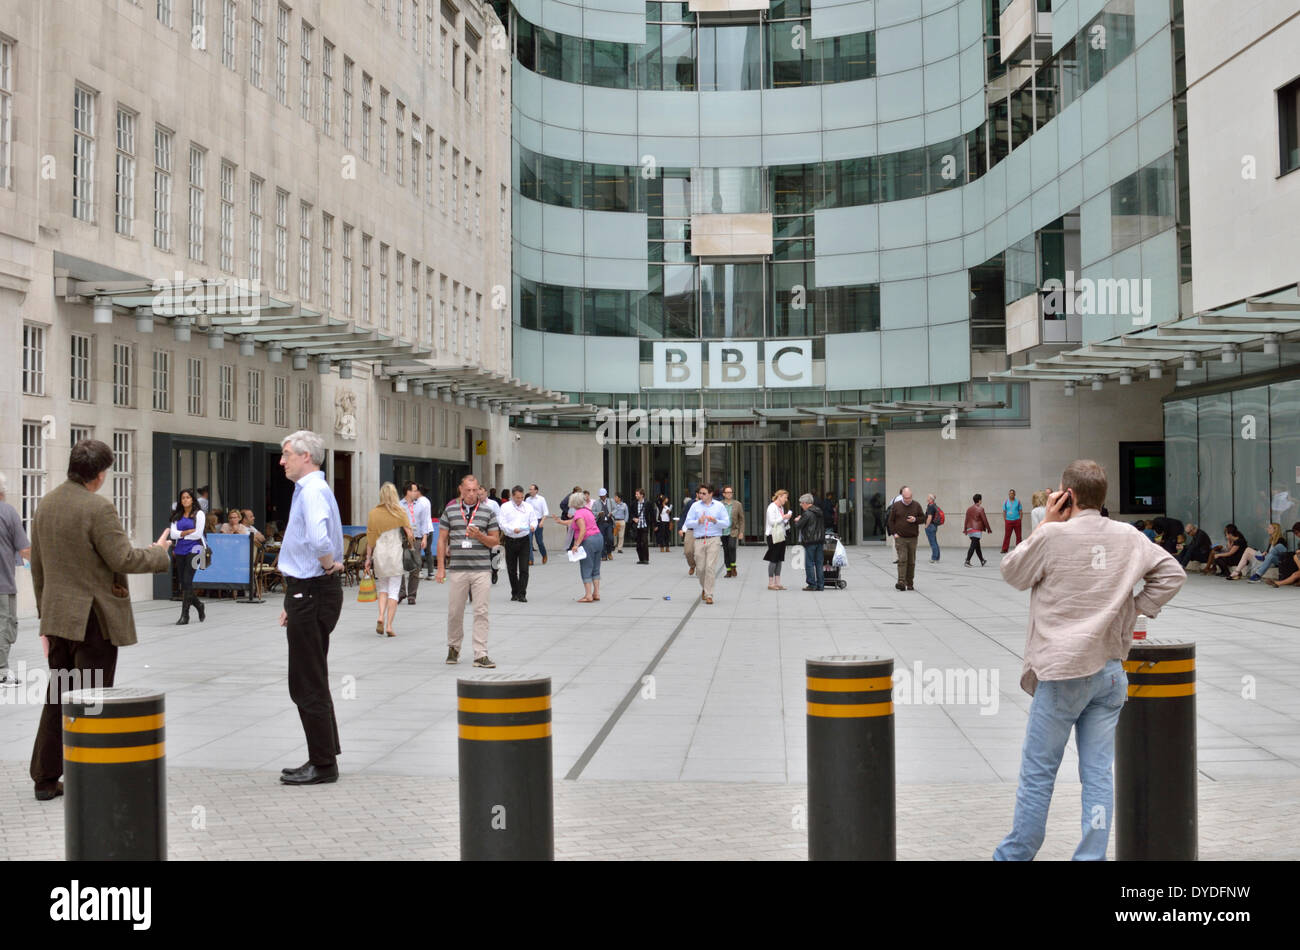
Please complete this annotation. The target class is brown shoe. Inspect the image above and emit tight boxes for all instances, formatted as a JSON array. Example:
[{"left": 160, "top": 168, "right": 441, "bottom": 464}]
[
  {"left": 542, "top": 555, "right": 548, "bottom": 565},
  {"left": 703, "top": 596, "right": 713, "bottom": 605},
  {"left": 688, "top": 566, "right": 695, "bottom": 575}
]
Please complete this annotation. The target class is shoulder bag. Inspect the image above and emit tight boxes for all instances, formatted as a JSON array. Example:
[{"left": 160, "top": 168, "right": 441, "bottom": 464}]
[{"left": 400, "top": 529, "right": 421, "bottom": 573}]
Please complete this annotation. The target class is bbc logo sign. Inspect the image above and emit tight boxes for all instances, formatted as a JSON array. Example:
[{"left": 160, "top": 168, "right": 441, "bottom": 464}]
[{"left": 651, "top": 340, "right": 812, "bottom": 389}]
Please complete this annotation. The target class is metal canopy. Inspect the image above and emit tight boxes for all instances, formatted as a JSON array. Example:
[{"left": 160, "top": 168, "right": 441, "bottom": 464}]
[
  {"left": 991, "top": 283, "right": 1300, "bottom": 384},
  {"left": 392, "top": 364, "right": 567, "bottom": 405}
]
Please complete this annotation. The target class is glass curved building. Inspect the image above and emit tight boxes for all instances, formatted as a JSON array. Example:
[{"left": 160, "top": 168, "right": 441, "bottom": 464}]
[{"left": 498, "top": 0, "right": 1190, "bottom": 539}]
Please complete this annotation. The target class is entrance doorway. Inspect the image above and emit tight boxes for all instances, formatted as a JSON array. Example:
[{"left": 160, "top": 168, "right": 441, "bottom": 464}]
[{"left": 333, "top": 451, "right": 354, "bottom": 523}]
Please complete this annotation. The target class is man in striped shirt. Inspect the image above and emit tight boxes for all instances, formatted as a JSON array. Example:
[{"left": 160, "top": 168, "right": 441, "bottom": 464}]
[{"left": 437, "top": 474, "right": 501, "bottom": 668}]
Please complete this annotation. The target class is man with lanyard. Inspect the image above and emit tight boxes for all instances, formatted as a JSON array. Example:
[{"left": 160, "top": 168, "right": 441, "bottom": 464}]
[
  {"left": 526, "top": 484, "right": 549, "bottom": 566},
  {"left": 276, "top": 430, "right": 345, "bottom": 786},
  {"left": 399, "top": 481, "right": 432, "bottom": 605},
  {"left": 1002, "top": 488, "right": 1024, "bottom": 553},
  {"left": 499, "top": 485, "right": 538, "bottom": 603},
  {"left": 631, "top": 489, "right": 651, "bottom": 565},
  {"left": 437, "top": 475, "right": 500, "bottom": 668},
  {"left": 682, "top": 483, "right": 730, "bottom": 605}
]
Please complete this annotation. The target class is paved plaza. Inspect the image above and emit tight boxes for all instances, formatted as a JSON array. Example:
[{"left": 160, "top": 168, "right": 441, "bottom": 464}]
[{"left": 2, "top": 540, "right": 1298, "bottom": 860}]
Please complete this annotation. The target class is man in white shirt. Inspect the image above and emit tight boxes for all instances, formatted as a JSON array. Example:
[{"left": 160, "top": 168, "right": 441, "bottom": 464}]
[
  {"left": 476, "top": 484, "right": 503, "bottom": 584},
  {"left": 499, "top": 486, "right": 539, "bottom": 603},
  {"left": 526, "top": 485, "right": 549, "bottom": 565},
  {"left": 399, "top": 481, "right": 433, "bottom": 605}
]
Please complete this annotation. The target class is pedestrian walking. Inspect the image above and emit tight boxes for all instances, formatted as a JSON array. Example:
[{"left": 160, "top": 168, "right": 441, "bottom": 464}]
[
  {"left": 964, "top": 493, "right": 992, "bottom": 566},
  {"left": 631, "top": 489, "right": 652, "bottom": 564},
  {"left": 887, "top": 486, "right": 925, "bottom": 591},
  {"left": 656, "top": 495, "right": 672, "bottom": 551},
  {"left": 157, "top": 488, "right": 206, "bottom": 624},
  {"left": 1002, "top": 488, "right": 1024, "bottom": 552},
  {"left": 526, "top": 484, "right": 549, "bottom": 565},
  {"left": 499, "top": 485, "right": 539, "bottom": 602},
  {"left": 721, "top": 485, "right": 745, "bottom": 578},
  {"left": 29, "top": 440, "right": 172, "bottom": 801},
  {"left": 437, "top": 475, "right": 501, "bottom": 668},
  {"left": 612, "top": 493, "right": 628, "bottom": 554},
  {"left": 793, "top": 493, "right": 825, "bottom": 591},
  {"left": 397, "top": 481, "right": 432, "bottom": 605},
  {"left": 595, "top": 488, "right": 616, "bottom": 560},
  {"left": 363, "top": 482, "right": 414, "bottom": 638},
  {"left": 682, "top": 484, "right": 730, "bottom": 604},
  {"left": 569, "top": 491, "right": 605, "bottom": 602},
  {"left": 0, "top": 474, "right": 32, "bottom": 688},
  {"left": 680, "top": 487, "right": 703, "bottom": 574},
  {"left": 994, "top": 460, "right": 1185, "bottom": 860},
  {"left": 888, "top": 486, "right": 904, "bottom": 561},
  {"left": 275, "top": 430, "right": 346, "bottom": 785},
  {"left": 924, "top": 493, "right": 941, "bottom": 562},
  {"left": 764, "top": 489, "right": 793, "bottom": 590}
]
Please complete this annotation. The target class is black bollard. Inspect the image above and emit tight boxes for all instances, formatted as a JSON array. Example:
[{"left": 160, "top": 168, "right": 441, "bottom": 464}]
[
  {"left": 457, "top": 674, "right": 553, "bottom": 860},
  {"left": 62, "top": 687, "right": 166, "bottom": 861},
  {"left": 1115, "top": 640, "right": 1197, "bottom": 860},
  {"left": 806, "top": 656, "right": 895, "bottom": 860}
]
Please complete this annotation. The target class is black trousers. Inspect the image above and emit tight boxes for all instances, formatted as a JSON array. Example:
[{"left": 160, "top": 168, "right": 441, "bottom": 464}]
[
  {"left": 635, "top": 524, "right": 650, "bottom": 562},
  {"left": 284, "top": 575, "right": 343, "bottom": 767},
  {"left": 722, "top": 535, "right": 738, "bottom": 569},
  {"left": 175, "top": 550, "right": 199, "bottom": 616},
  {"left": 965, "top": 537, "right": 985, "bottom": 564},
  {"left": 399, "top": 538, "right": 425, "bottom": 600},
  {"left": 504, "top": 535, "right": 530, "bottom": 596},
  {"left": 31, "top": 611, "right": 117, "bottom": 790}
]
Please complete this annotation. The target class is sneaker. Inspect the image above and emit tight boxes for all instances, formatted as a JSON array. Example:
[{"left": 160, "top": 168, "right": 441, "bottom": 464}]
[
  {"left": 446, "top": 647, "right": 460, "bottom": 664},
  {"left": 473, "top": 655, "right": 496, "bottom": 669},
  {"left": 895, "top": 583, "right": 906, "bottom": 591},
  {"left": 1255, "top": 554, "right": 1266, "bottom": 561},
  {"left": 0, "top": 670, "right": 20, "bottom": 688},
  {"left": 1248, "top": 574, "right": 1262, "bottom": 583}
]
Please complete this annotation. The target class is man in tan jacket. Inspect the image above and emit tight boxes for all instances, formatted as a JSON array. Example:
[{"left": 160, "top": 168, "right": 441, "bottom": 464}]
[{"left": 29, "top": 440, "right": 172, "bottom": 801}]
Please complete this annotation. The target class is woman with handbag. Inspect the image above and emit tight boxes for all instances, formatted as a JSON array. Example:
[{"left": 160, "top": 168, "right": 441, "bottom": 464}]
[
  {"left": 157, "top": 487, "right": 206, "bottom": 624},
  {"left": 765, "top": 489, "right": 793, "bottom": 590},
  {"left": 363, "top": 482, "right": 415, "bottom": 637}
]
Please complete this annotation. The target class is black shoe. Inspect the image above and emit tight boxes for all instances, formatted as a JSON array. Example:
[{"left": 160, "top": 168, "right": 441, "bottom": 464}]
[
  {"left": 407, "top": 596, "right": 416, "bottom": 605},
  {"left": 517, "top": 595, "right": 527, "bottom": 603},
  {"left": 803, "top": 585, "right": 817, "bottom": 591},
  {"left": 280, "top": 763, "right": 339, "bottom": 785},
  {"left": 637, "top": 561, "right": 649, "bottom": 565},
  {"left": 980, "top": 559, "right": 987, "bottom": 566},
  {"left": 34, "top": 782, "right": 64, "bottom": 801},
  {"left": 281, "top": 761, "right": 311, "bottom": 775},
  {"left": 895, "top": 583, "right": 906, "bottom": 591},
  {"left": 194, "top": 598, "right": 205, "bottom": 622},
  {"left": 176, "top": 614, "right": 190, "bottom": 625},
  {"left": 510, "top": 593, "right": 519, "bottom": 601}
]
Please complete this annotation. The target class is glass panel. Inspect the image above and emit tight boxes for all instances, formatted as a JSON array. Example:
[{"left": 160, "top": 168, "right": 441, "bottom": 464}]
[
  {"left": 662, "top": 264, "right": 696, "bottom": 337},
  {"left": 771, "top": 261, "right": 814, "bottom": 336},
  {"left": 1196, "top": 393, "right": 1232, "bottom": 548},
  {"left": 701, "top": 263, "right": 764, "bottom": 338},
  {"left": 820, "top": 282, "right": 880, "bottom": 334},
  {"left": 1164, "top": 398, "right": 1198, "bottom": 525},
  {"left": 659, "top": 23, "right": 695, "bottom": 91},
  {"left": 1232, "top": 386, "right": 1272, "bottom": 543},
  {"left": 698, "top": 25, "right": 761, "bottom": 92},
  {"left": 1271, "top": 380, "right": 1300, "bottom": 532},
  {"left": 691, "top": 167, "right": 765, "bottom": 214},
  {"left": 585, "top": 39, "right": 633, "bottom": 88}
]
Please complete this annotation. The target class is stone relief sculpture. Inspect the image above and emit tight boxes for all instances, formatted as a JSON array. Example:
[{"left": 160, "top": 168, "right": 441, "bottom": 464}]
[{"left": 334, "top": 388, "right": 357, "bottom": 440}]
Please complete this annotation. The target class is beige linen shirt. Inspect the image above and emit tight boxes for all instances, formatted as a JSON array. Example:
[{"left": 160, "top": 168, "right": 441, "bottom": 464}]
[{"left": 1000, "top": 507, "right": 1186, "bottom": 695}]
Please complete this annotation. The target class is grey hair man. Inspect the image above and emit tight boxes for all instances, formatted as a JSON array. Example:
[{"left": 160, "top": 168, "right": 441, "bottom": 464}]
[{"left": 0, "top": 473, "right": 32, "bottom": 687}]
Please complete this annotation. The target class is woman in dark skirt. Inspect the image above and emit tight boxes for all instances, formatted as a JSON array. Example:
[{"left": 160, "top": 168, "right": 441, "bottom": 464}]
[{"left": 764, "top": 489, "right": 793, "bottom": 590}]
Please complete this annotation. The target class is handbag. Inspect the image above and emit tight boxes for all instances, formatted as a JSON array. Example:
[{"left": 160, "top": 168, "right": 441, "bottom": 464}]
[
  {"left": 770, "top": 520, "right": 787, "bottom": 544},
  {"left": 357, "top": 573, "right": 377, "bottom": 603},
  {"left": 400, "top": 532, "right": 421, "bottom": 574}
]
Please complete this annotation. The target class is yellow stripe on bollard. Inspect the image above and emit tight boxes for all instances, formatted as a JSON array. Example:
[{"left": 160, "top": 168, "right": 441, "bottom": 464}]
[
  {"left": 807, "top": 702, "right": 894, "bottom": 718},
  {"left": 1127, "top": 683, "right": 1196, "bottom": 698},
  {"left": 805, "top": 676, "right": 894, "bottom": 692},
  {"left": 63, "top": 713, "right": 165, "bottom": 734},
  {"left": 458, "top": 723, "right": 553, "bottom": 741},
  {"left": 63, "top": 743, "right": 166, "bottom": 764},
  {"left": 1123, "top": 659, "right": 1196, "bottom": 674},
  {"left": 456, "top": 696, "right": 552, "bottom": 713}
]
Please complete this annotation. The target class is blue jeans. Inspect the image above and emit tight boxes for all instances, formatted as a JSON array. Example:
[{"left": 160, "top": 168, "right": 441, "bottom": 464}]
[
  {"left": 925, "top": 524, "right": 939, "bottom": 561},
  {"left": 531, "top": 526, "right": 547, "bottom": 560},
  {"left": 579, "top": 533, "right": 604, "bottom": 582},
  {"left": 1254, "top": 542, "right": 1288, "bottom": 577},
  {"left": 994, "top": 659, "right": 1128, "bottom": 861},
  {"left": 803, "top": 542, "right": 824, "bottom": 590}
]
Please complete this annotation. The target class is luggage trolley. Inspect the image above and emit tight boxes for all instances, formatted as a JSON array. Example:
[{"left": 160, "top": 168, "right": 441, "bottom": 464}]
[{"left": 822, "top": 530, "right": 848, "bottom": 590}]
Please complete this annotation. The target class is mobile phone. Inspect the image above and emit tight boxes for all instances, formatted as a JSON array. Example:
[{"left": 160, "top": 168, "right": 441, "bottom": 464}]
[{"left": 1060, "top": 489, "right": 1073, "bottom": 511}]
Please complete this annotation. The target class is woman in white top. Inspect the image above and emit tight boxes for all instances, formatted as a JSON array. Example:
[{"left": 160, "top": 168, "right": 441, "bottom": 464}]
[
  {"left": 656, "top": 496, "right": 672, "bottom": 552},
  {"left": 1029, "top": 489, "right": 1049, "bottom": 532},
  {"left": 764, "top": 489, "right": 794, "bottom": 590}
]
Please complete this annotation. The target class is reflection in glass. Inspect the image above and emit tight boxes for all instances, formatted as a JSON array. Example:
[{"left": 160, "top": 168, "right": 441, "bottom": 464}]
[
  {"left": 691, "top": 167, "right": 766, "bottom": 214},
  {"left": 701, "top": 263, "right": 764, "bottom": 338},
  {"left": 698, "top": 25, "right": 761, "bottom": 92},
  {"left": 663, "top": 264, "right": 697, "bottom": 337}
]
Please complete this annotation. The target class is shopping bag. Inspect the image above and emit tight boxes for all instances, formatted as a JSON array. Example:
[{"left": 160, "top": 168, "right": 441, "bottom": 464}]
[
  {"left": 357, "top": 573, "right": 377, "bottom": 603},
  {"left": 832, "top": 540, "right": 849, "bottom": 568}
]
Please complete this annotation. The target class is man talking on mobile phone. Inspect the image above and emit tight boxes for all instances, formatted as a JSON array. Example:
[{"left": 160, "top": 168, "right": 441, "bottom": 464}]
[{"left": 994, "top": 460, "right": 1185, "bottom": 860}]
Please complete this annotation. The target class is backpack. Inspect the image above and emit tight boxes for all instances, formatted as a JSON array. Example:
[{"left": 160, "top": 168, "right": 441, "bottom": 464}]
[{"left": 935, "top": 506, "right": 945, "bottom": 526}]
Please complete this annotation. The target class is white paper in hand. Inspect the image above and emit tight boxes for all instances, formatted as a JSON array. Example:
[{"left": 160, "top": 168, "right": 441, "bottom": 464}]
[{"left": 567, "top": 547, "right": 587, "bottom": 562}]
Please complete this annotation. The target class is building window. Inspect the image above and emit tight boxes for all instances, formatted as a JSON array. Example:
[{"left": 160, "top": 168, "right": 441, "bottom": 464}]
[
  {"left": 378, "top": 396, "right": 389, "bottom": 440},
  {"left": 379, "top": 88, "right": 389, "bottom": 173},
  {"left": 440, "top": 26, "right": 448, "bottom": 80},
  {"left": 342, "top": 55, "right": 353, "bottom": 146},
  {"left": 424, "top": 267, "right": 434, "bottom": 345},
  {"left": 378, "top": 242, "right": 389, "bottom": 329},
  {"left": 221, "top": 0, "right": 237, "bottom": 69},
  {"left": 73, "top": 85, "right": 97, "bottom": 222},
  {"left": 395, "top": 116, "right": 405, "bottom": 186},
  {"left": 153, "top": 126, "right": 173, "bottom": 250},
  {"left": 112, "top": 342, "right": 134, "bottom": 408},
  {"left": 188, "top": 144, "right": 206, "bottom": 261},
  {"left": 451, "top": 280, "right": 459, "bottom": 355},
  {"left": 462, "top": 156, "right": 470, "bottom": 230},
  {"left": 219, "top": 160, "right": 235, "bottom": 271},
  {"left": 360, "top": 233, "right": 372, "bottom": 322},
  {"left": 69, "top": 425, "right": 94, "bottom": 446},
  {"left": 438, "top": 137, "right": 447, "bottom": 214},
  {"left": 1281, "top": 76, "right": 1300, "bottom": 176},
  {"left": 298, "top": 201, "right": 312, "bottom": 299},
  {"left": 450, "top": 147, "right": 459, "bottom": 224},
  {"left": 112, "top": 430, "right": 134, "bottom": 536},
  {"left": 22, "top": 323, "right": 45, "bottom": 396},
  {"left": 395, "top": 251, "right": 405, "bottom": 335},
  {"left": 273, "top": 374, "right": 287, "bottom": 427},
  {"left": 70, "top": 333, "right": 91, "bottom": 402},
  {"left": 320, "top": 40, "right": 333, "bottom": 135},
  {"left": 191, "top": 0, "right": 208, "bottom": 50},
  {"left": 297, "top": 379, "right": 311, "bottom": 429},
  {"left": 361, "top": 72, "right": 372, "bottom": 161},
  {"left": 396, "top": 401, "right": 405, "bottom": 441},
  {"left": 152, "top": 349, "right": 171, "bottom": 411},
  {"left": 248, "top": 174, "right": 263, "bottom": 280},
  {"left": 187, "top": 356, "right": 204, "bottom": 415},
  {"left": 247, "top": 368, "right": 262, "bottom": 423},
  {"left": 341, "top": 224, "right": 353, "bottom": 317},
  {"left": 218, "top": 363, "right": 235, "bottom": 419},
  {"left": 397, "top": 0, "right": 404, "bottom": 37},
  {"left": 275, "top": 3, "right": 289, "bottom": 106},
  {"left": 474, "top": 166, "right": 481, "bottom": 239},
  {"left": 21, "top": 421, "right": 45, "bottom": 534},
  {"left": 0, "top": 37, "right": 13, "bottom": 190},
  {"left": 320, "top": 212, "right": 332, "bottom": 310},
  {"left": 410, "top": 262, "right": 420, "bottom": 341},
  {"left": 157, "top": 0, "right": 174, "bottom": 29},
  {"left": 274, "top": 188, "right": 288, "bottom": 291},
  {"left": 426, "top": 4, "right": 434, "bottom": 65},
  {"left": 438, "top": 274, "right": 447, "bottom": 352},
  {"left": 499, "top": 184, "right": 507, "bottom": 252},
  {"left": 250, "top": 0, "right": 265, "bottom": 88},
  {"left": 114, "top": 107, "right": 136, "bottom": 236},
  {"left": 299, "top": 20, "right": 313, "bottom": 121},
  {"left": 424, "top": 129, "right": 433, "bottom": 206}
]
